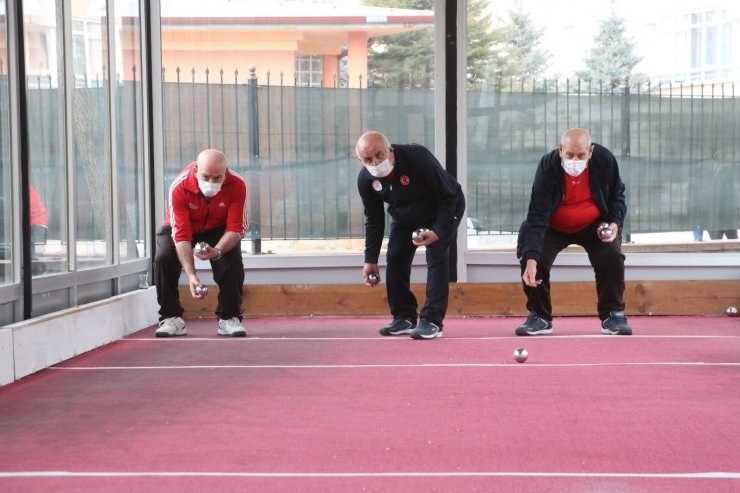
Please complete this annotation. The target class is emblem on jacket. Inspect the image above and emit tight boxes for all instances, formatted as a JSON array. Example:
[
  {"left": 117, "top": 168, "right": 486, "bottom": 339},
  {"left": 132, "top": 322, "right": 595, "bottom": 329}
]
[
  {"left": 188, "top": 203, "right": 198, "bottom": 209},
  {"left": 372, "top": 179, "right": 383, "bottom": 191},
  {"left": 400, "top": 175, "right": 410, "bottom": 186}
]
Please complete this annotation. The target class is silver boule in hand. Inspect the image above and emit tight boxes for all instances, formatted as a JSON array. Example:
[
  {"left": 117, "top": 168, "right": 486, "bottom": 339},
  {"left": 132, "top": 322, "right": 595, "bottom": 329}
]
[{"left": 412, "top": 228, "right": 429, "bottom": 242}]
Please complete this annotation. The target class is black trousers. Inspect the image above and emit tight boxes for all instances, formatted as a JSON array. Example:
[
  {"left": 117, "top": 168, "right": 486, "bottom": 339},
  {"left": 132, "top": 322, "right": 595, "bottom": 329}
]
[
  {"left": 154, "top": 225, "right": 245, "bottom": 322},
  {"left": 519, "top": 221, "right": 626, "bottom": 321},
  {"left": 385, "top": 217, "right": 463, "bottom": 327}
]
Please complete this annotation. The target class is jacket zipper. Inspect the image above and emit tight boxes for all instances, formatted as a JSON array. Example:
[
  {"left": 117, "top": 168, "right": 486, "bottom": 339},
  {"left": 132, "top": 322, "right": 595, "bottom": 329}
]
[{"left": 201, "top": 198, "right": 211, "bottom": 232}]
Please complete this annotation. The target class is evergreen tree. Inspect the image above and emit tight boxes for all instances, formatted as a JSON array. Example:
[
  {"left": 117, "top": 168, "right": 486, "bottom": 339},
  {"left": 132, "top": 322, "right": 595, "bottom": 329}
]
[
  {"left": 466, "top": 0, "right": 505, "bottom": 89},
  {"left": 364, "top": 0, "right": 435, "bottom": 87},
  {"left": 578, "top": 11, "right": 643, "bottom": 89},
  {"left": 505, "top": 9, "right": 548, "bottom": 80},
  {"left": 481, "top": 8, "right": 549, "bottom": 89},
  {"left": 363, "top": 0, "right": 500, "bottom": 88}
]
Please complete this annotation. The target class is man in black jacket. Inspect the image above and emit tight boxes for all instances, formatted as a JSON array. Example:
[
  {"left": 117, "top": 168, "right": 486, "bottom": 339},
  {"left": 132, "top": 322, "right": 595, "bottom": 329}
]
[
  {"left": 356, "top": 131, "right": 465, "bottom": 340},
  {"left": 516, "top": 128, "right": 632, "bottom": 336}
]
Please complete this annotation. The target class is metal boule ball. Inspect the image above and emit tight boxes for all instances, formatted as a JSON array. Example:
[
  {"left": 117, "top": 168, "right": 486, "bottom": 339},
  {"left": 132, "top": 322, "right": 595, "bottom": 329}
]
[
  {"left": 368, "top": 273, "right": 380, "bottom": 285},
  {"left": 513, "top": 347, "right": 528, "bottom": 363},
  {"left": 598, "top": 223, "right": 613, "bottom": 239},
  {"left": 727, "top": 306, "right": 738, "bottom": 317},
  {"left": 194, "top": 242, "right": 207, "bottom": 255},
  {"left": 195, "top": 285, "right": 208, "bottom": 296},
  {"left": 412, "top": 228, "right": 429, "bottom": 242}
]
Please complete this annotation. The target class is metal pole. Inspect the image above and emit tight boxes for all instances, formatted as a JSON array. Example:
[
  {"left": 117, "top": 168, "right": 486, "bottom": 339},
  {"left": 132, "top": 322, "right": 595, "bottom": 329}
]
[
  {"left": 247, "top": 65, "right": 261, "bottom": 254},
  {"left": 621, "top": 77, "right": 630, "bottom": 158}
]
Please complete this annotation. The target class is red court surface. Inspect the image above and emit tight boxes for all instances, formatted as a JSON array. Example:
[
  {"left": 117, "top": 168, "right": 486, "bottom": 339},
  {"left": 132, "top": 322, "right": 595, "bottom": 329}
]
[{"left": 0, "top": 315, "right": 739, "bottom": 492}]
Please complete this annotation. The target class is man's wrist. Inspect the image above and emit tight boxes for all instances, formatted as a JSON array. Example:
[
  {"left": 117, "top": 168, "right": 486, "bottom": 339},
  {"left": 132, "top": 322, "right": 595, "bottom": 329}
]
[{"left": 213, "top": 247, "right": 222, "bottom": 260}]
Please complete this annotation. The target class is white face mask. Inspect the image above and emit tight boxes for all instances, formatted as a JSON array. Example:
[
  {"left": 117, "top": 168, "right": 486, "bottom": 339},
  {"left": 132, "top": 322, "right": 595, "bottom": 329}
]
[
  {"left": 364, "top": 158, "right": 393, "bottom": 178},
  {"left": 198, "top": 179, "right": 222, "bottom": 197},
  {"left": 561, "top": 158, "right": 588, "bottom": 177}
]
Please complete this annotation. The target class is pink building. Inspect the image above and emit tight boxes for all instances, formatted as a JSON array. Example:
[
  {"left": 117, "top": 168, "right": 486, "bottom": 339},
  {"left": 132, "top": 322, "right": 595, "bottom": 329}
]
[{"left": 158, "top": 0, "right": 434, "bottom": 87}]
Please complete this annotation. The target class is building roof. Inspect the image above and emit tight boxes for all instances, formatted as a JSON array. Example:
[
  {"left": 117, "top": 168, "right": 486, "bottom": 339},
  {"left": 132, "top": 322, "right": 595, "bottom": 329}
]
[
  {"left": 161, "top": 0, "right": 432, "bottom": 18},
  {"left": 160, "top": 0, "right": 434, "bottom": 33}
]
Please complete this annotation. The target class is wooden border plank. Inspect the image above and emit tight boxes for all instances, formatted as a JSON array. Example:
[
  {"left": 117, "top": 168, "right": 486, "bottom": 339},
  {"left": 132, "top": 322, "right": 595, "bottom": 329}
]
[{"left": 179, "top": 280, "right": 740, "bottom": 318}]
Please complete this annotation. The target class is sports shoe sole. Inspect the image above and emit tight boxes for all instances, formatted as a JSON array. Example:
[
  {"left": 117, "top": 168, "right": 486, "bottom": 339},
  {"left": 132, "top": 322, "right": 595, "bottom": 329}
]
[
  {"left": 379, "top": 328, "right": 414, "bottom": 336},
  {"left": 601, "top": 327, "right": 632, "bottom": 335},
  {"left": 155, "top": 330, "right": 187, "bottom": 338},
  {"left": 410, "top": 330, "right": 443, "bottom": 340},
  {"left": 515, "top": 327, "right": 553, "bottom": 336},
  {"left": 218, "top": 329, "right": 247, "bottom": 337}
]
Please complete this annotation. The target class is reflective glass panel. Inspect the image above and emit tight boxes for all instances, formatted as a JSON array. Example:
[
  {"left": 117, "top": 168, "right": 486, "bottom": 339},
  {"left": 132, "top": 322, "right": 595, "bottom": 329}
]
[
  {"left": 24, "top": 0, "right": 69, "bottom": 276},
  {"left": 71, "top": 0, "right": 112, "bottom": 268},
  {"left": 160, "top": 0, "right": 435, "bottom": 253},
  {"left": 0, "top": 0, "right": 10, "bottom": 282},
  {"left": 466, "top": 0, "right": 740, "bottom": 251},
  {"left": 114, "top": 0, "right": 146, "bottom": 261}
]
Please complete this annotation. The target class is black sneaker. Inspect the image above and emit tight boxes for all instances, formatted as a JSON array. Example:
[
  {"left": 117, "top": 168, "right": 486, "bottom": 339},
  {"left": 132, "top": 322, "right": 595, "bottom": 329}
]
[
  {"left": 410, "top": 319, "right": 443, "bottom": 339},
  {"left": 601, "top": 311, "right": 632, "bottom": 335},
  {"left": 379, "top": 318, "right": 416, "bottom": 336},
  {"left": 515, "top": 311, "right": 553, "bottom": 336}
]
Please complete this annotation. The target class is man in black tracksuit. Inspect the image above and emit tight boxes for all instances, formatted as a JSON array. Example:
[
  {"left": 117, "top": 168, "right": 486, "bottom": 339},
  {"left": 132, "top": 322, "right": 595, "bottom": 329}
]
[
  {"left": 516, "top": 128, "right": 632, "bottom": 336},
  {"left": 356, "top": 131, "right": 465, "bottom": 340}
]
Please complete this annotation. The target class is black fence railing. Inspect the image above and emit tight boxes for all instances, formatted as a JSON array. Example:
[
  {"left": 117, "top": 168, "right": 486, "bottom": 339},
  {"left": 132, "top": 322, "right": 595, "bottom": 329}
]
[
  {"left": 161, "top": 67, "right": 436, "bottom": 244},
  {"left": 14, "top": 72, "right": 144, "bottom": 244},
  {"left": 161, "top": 68, "right": 738, "bottom": 242},
  {"left": 467, "top": 79, "right": 739, "bottom": 236},
  {"left": 2, "top": 66, "right": 738, "bottom": 247}
]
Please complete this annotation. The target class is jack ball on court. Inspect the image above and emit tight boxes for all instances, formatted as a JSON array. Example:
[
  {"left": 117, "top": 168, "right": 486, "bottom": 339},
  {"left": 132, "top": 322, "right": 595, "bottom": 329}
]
[{"left": 513, "top": 347, "right": 528, "bottom": 363}]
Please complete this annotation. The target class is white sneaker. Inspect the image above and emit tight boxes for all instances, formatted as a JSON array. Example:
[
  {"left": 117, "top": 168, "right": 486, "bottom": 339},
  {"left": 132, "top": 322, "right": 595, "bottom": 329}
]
[
  {"left": 155, "top": 316, "right": 186, "bottom": 337},
  {"left": 218, "top": 317, "right": 247, "bottom": 337}
]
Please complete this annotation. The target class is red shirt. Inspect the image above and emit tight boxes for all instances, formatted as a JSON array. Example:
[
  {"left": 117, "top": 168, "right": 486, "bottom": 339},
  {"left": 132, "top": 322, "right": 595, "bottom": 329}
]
[
  {"left": 29, "top": 186, "right": 48, "bottom": 227},
  {"left": 549, "top": 168, "right": 600, "bottom": 234},
  {"left": 163, "top": 162, "right": 248, "bottom": 243}
]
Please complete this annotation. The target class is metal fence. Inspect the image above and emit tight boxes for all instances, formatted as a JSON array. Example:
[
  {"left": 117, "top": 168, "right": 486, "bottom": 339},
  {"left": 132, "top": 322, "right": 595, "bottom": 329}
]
[
  {"left": 467, "top": 79, "right": 739, "bottom": 237},
  {"left": 2, "top": 67, "right": 738, "bottom": 246},
  {"left": 162, "top": 69, "right": 739, "bottom": 241},
  {"left": 9, "top": 73, "right": 143, "bottom": 242},
  {"left": 161, "top": 67, "right": 435, "bottom": 244}
]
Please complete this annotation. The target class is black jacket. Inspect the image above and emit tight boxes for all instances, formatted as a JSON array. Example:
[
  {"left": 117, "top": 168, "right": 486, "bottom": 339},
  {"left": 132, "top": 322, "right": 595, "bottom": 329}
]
[
  {"left": 358, "top": 144, "right": 465, "bottom": 264},
  {"left": 518, "top": 143, "right": 627, "bottom": 262}
]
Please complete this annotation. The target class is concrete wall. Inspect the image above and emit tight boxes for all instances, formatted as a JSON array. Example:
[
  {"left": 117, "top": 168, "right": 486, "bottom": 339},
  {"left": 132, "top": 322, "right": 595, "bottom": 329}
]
[{"left": 0, "top": 287, "right": 159, "bottom": 386}]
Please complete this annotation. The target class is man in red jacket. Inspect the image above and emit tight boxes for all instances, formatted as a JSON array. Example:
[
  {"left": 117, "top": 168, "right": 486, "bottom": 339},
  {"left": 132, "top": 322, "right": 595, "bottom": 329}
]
[{"left": 154, "top": 149, "right": 249, "bottom": 337}]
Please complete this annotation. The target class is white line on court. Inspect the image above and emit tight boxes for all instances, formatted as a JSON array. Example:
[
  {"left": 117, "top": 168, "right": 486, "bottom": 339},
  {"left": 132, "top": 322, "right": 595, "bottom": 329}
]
[
  {"left": 123, "top": 335, "right": 740, "bottom": 341},
  {"left": 50, "top": 362, "right": 740, "bottom": 370},
  {"left": 0, "top": 471, "right": 738, "bottom": 479}
]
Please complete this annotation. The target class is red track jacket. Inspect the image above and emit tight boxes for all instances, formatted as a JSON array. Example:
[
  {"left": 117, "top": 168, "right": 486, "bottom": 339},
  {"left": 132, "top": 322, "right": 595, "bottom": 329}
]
[{"left": 163, "top": 162, "right": 248, "bottom": 243}]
